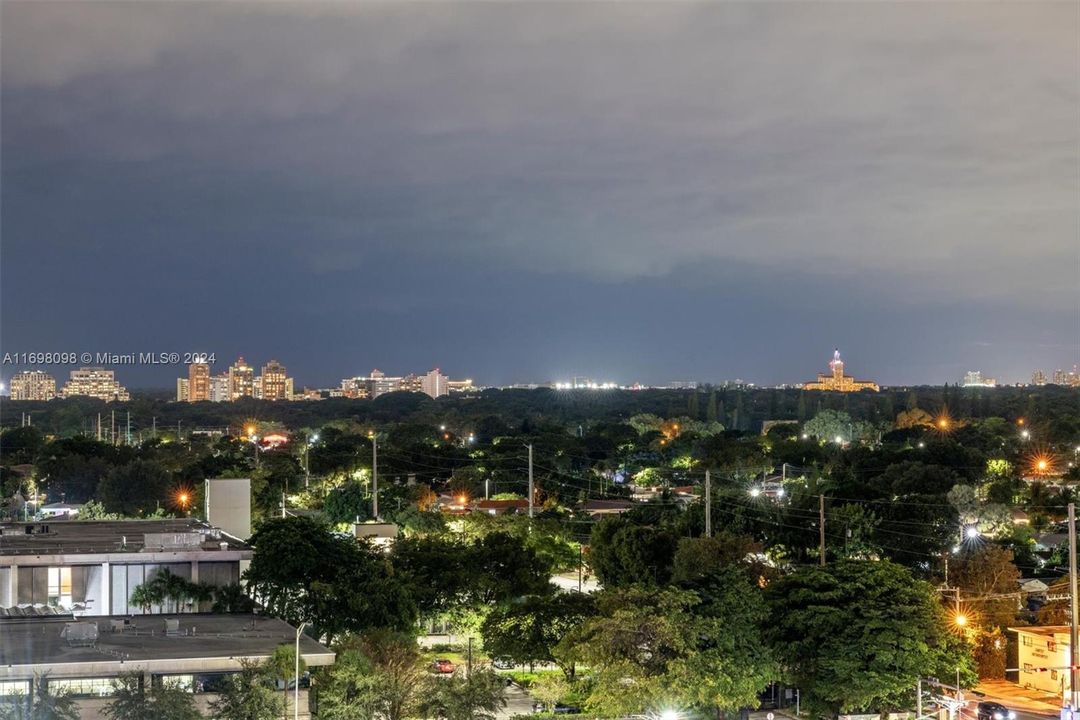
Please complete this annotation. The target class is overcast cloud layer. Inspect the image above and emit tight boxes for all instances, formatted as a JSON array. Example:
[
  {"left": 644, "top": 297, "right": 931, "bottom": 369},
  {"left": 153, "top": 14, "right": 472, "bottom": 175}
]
[{"left": 2, "top": 1, "right": 1077, "bottom": 387}]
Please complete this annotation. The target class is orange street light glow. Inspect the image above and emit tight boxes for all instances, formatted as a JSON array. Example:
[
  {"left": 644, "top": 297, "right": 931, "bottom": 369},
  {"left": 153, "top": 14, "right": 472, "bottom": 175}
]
[{"left": 954, "top": 614, "right": 967, "bottom": 627}]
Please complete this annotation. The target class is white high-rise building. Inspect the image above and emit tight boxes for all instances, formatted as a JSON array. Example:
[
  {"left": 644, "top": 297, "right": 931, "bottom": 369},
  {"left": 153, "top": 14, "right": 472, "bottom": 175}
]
[
  {"left": 421, "top": 368, "right": 449, "bottom": 399},
  {"left": 209, "top": 375, "right": 231, "bottom": 402}
]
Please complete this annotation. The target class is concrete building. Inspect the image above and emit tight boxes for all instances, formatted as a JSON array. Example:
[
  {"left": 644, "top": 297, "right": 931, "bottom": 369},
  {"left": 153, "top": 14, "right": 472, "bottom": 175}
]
[
  {"left": 176, "top": 378, "right": 189, "bottom": 402},
  {"left": 0, "top": 613, "right": 334, "bottom": 719},
  {"left": 209, "top": 375, "right": 230, "bottom": 403},
  {"left": 1032, "top": 370, "right": 1047, "bottom": 386},
  {"left": 8, "top": 371, "right": 57, "bottom": 401},
  {"left": 204, "top": 478, "right": 252, "bottom": 542},
  {"left": 448, "top": 378, "right": 475, "bottom": 393},
  {"left": 0, "top": 519, "right": 251, "bottom": 617},
  {"left": 803, "top": 350, "right": 879, "bottom": 392},
  {"left": 60, "top": 368, "right": 130, "bottom": 402},
  {"left": 227, "top": 357, "right": 254, "bottom": 400},
  {"left": 188, "top": 362, "right": 210, "bottom": 402},
  {"left": 421, "top": 368, "right": 449, "bottom": 399},
  {"left": 1011, "top": 625, "right": 1069, "bottom": 697}
]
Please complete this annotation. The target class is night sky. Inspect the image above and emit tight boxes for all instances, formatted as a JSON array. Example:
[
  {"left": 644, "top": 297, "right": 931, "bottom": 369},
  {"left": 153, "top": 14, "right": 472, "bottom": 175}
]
[{"left": 2, "top": 2, "right": 1077, "bottom": 388}]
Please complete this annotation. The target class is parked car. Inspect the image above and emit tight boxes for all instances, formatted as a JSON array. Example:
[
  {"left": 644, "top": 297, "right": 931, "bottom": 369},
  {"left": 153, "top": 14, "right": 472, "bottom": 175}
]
[
  {"left": 977, "top": 702, "right": 1016, "bottom": 720},
  {"left": 431, "top": 658, "right": 456, "bottom": 674},
  {"left": 492, "top": 657, "right": 515, "bottom": 670},
  {"left": 553, "top": 705, "right": 582, "bottom": 714}
]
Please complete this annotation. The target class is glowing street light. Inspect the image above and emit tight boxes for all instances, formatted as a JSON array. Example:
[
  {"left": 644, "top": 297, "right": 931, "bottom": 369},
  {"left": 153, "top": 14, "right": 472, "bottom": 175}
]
[
  {"left": 749, "top": 487, "right": 761, "bottom": 498},
  {"left": 954, "top": 613, "right": 967, "bottom": 628},
  {"left": 1021, "top": 429, "right": 1030, "bottom": 440},
  {"left": 834, "top": 435, "right": 844, "bottom": 445},
  {"left": 965, "top": 526, "right": 979, "bottom": 540}
]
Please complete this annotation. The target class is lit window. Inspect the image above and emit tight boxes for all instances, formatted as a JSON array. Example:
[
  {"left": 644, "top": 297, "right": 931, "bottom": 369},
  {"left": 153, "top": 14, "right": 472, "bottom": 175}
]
[
  {"left": 47, "top": 567, "right": 73, "bottom": 608},
  {"left": 47, "top": 678, "right": 115, "bottom": 698},
  {"left": 0, "top": 681, "right": 30, "bottom": 697},
  {"left": 1023, "top": 636, "right": 1033, "bottom": 647}
]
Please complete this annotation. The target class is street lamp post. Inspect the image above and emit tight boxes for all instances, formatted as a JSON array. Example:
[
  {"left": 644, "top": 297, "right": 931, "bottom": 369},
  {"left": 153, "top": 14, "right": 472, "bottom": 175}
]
[
  {"left": 369, "top": 431, "right": 379, "bottom": 520},
  {"left": 294, "top": 621, "right": 308, "bottom": 720}
]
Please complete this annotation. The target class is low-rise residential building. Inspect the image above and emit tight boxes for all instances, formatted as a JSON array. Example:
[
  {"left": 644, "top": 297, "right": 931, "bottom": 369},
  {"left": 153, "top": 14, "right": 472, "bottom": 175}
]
[
  {"left": 1011, "top": 625, "right": 1069, "bottom": 697},
  {"left": 0, "top": 613, "right": 334, "bottom": 719},
  {"left": 0, "top": 519, "right": 252, "bottom": 617},
  {"left": 475, "top": 499, "right": 530, "bottom": 516}
]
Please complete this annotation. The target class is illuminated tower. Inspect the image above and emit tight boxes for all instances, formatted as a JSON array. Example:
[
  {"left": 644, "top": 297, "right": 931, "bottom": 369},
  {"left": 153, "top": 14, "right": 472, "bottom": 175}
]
[
  {"left": 188, "top": 361, "right": 210, "bottom": 402},
  {"left": 228, "top": 357, "right": 254, "bottom": 400}
]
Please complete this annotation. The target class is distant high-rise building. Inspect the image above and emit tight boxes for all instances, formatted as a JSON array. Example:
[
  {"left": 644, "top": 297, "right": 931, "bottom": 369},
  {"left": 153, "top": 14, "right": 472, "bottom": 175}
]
[
  {"left": 421, "top": 368, "right": 449, "bottom": 399},
  {"left": 259, "top": 360, "right": 289, "bottom": 401},
  {"left": 1071, "top": 365, "right": 1080, "bottom": 388},
  {"left": 962, "top": 371, "right": 996, "bottom": 388},
  {"left": 803, "top": 349, "right": 879, "bottom": 392},
  {"left": 188, "top": 362, "right": 210, "bottom": 402},
  {"left": 400, "top": 373, "right": 423, "bottom": 393},
  {"left": 9, "top": 371, "right": 57, "bottom": 401},
  {"left": 176, "top": 378, "right": 189, "bottom": 401},
  {"left": 60, "top": 367, "right": 130, "bottom": 402},
  {"left": 1052, "top": 369, "right": 1069, "bottom": 385},
  {"left": 228, "top": 357, "right": 254, "bottom": 400},
  {"left": 1031, "top": 370, "right": 1047, "bottom": 386},
  {"left": 209, "top": 375, "right": 231, "bottom": 402}
]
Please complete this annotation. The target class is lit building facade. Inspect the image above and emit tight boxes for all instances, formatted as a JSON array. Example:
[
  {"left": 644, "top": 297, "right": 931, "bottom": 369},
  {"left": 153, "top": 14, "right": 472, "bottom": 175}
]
[
  {"left": 258, "top": 360, "right": 289, "bottom": 401},
  {"left": 421, "top": 368, "right": 449, "bottom": 399},
  {"left": 187, "top": 362, "right": 210, "bottom": 402},
  {"left": 803, "top": 350, "right": 879, "bottom": 392},
  {"left": 227, "top": 357, "right": 254, "bottom": 400},
  {"left": 1032, "top": 370, "right": 1047, "bottom": 386},
  {"left": 9, "top": 371, "right": 57, "bottom": 401},
  {"left": 962, "top": 370, "right": 997, "bottom": 388},
  {"left": 60, "top": 368, "right": 130, "bottom": 402},
  {"left": 176, "top": 378, "right": 189, "bottom": 402}
]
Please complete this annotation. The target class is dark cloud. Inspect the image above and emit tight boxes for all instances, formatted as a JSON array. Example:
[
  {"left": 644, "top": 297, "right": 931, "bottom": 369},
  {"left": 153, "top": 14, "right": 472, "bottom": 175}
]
[{"left": 1, "top": 1, "right": 1077, "bottom": 386}]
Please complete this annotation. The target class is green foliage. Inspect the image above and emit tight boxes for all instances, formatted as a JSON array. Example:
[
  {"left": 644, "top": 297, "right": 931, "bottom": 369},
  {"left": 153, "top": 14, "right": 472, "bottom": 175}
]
[
  {"left": 245, "top": 516, "right": 417, "bottom": 642},
  {"left": 103, "top": 674, "right": 201, "bottom": 720},
  {"left": 317, "top": 632, "right": 427, "bottom": 720},
  {"left": 207, "top": 661, "right": 283, "bottom": 720},
  {"left": 481, "top": 593, "right": 596, "bottom": 678},
  {"left": 324, "top": 481, "right": 371, "bottom": 525},
  {"left": 587, "top": 515, "right": 677, "bottom": 587},
  {"left": 557, "top": 573, "right": 775, "bottom": 717},
  {"left": 76, "top": 499, "right": 120, "bottom": 520},
  {"left": 96, "top": 459, "right": 171, "bottom": 515},
  {"left": 766, "top": 559, "right": 975, "bottom": 715},
  {"left": 392, "top": 531, "right": 553, "bottom": 620},
  {"left": 418, "top": 670, "right": 507, "bottom": 720}
]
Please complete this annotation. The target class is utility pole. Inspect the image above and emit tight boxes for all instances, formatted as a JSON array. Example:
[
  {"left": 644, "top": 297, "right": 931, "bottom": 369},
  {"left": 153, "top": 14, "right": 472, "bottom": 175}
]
[
  {"left": 371, "top": 433, "right": 379, "bottom": 520},
  {"left": 705, "top": 468, "right": 712, "bottom": 538},
  {"left": 916, "top": 678, "right": 922, "bottom": 719},
  {"left": 97, "top": 413, "right": 102, "bottom": 442},
  {"left": 527, "top": 444, "right": 534, "bottom": 519},
  {"left": 126, "top": 412, "right": 131, "bottom": 446},
  {"left": 819, "top": 494, "right": 826, "bottom": 566},
  {"left": 485, "top": 477, "right": 490, "bottom": 500},
  {"left": 1069, "top": 502, "right": 1078, "bottom": 712},
  {"left": 152, "top": 417, "right": 157, "bottom": 438},
  {"left": 111, "top": 410, "right": 115, "bottom": 445}
]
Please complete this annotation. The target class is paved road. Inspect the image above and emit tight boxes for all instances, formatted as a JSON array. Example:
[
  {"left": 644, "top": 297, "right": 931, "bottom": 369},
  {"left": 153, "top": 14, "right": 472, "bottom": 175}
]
[
  {"left": 967, "top": 680, "right": 1061, "bottom": 720},
  {"left": 499, "top": 682, "right": 535, "bottom": 719}
]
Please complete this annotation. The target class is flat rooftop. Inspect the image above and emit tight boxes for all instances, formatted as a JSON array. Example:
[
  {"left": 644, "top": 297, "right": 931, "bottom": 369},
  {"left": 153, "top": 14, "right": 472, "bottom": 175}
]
[
  {"left": 0, "top": 518, "right": 251, "bottom": 557},
  {"left": 0, "top": 614, "right": 333, "bottom": 672},
  {"left": 1009, "top": 625, "right": 1069, "bottom": 636}
]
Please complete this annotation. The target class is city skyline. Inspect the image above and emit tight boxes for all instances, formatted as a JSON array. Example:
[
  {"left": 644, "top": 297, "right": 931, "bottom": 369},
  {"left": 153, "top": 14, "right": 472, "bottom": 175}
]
[
  {"left": 3, "top": 353, "right": 1078, "bottom": 395},
  {"left": 2, "top": 2, "right": 1077, "bottom": 388}
]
